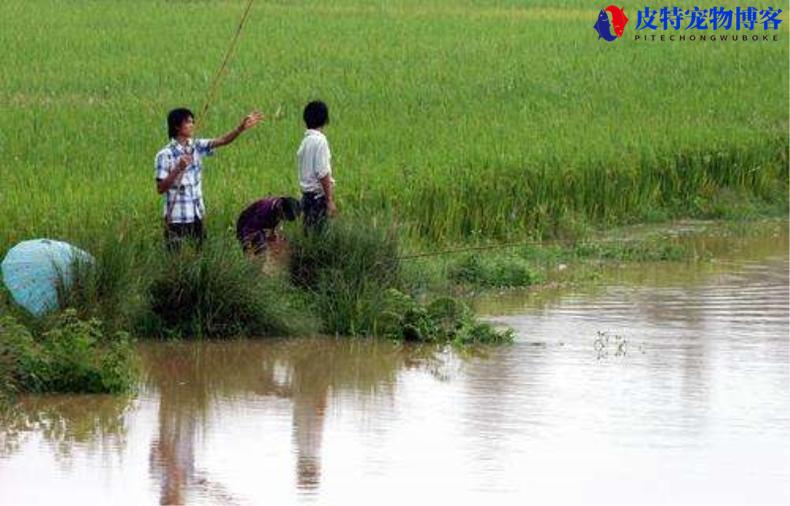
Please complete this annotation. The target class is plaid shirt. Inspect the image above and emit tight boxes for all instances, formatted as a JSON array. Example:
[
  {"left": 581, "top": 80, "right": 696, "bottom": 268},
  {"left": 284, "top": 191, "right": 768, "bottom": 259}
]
[{"left": 155, "top": 138, "right": 214, "bottom": 223}]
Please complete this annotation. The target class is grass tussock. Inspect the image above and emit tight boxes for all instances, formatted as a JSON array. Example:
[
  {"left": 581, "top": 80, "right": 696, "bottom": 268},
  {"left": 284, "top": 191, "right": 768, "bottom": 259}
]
[
  {"left": 288, "top": 220, "right": 512, "bottom": 343},
  {"left": 142, "top": 240, "right": 317, "bottom": 339},
  {"left": 43, "top": 232, "right": 317, "bottom": 339},
  {"left": 56, "top": 233, "right": 151, "bottom": 334},
  {"left": 288, "top": 220, "right": 401, "bottom": 337}
]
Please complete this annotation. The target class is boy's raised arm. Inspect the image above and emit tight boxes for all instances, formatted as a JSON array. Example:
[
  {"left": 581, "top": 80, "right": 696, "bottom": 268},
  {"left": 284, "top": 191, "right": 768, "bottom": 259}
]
[{"left": 210, "top": 111, "right": 263, "bottom": 148}]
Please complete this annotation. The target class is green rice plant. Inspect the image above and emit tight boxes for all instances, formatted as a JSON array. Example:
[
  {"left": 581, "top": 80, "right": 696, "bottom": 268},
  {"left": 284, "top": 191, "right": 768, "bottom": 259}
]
[
  {"left": 142, "top": 238, "right": 317, "bottom": 338},
  {"left": 0, "top": 0, "right": 786, "bottom": 252}
]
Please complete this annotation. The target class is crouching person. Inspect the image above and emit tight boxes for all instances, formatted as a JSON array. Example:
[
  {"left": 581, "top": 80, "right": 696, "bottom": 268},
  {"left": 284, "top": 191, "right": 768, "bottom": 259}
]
[{"left": 236, "top": 196, "right": 301, "bottom": 258}]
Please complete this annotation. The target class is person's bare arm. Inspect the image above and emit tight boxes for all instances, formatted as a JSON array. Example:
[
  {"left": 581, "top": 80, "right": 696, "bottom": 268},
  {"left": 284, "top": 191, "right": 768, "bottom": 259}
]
[
  {"left": 316, "top": 139, "right": 337, "bottom": 216},
  {"left": 210, "top": 111, "right": 263, "bottom": 149},
  {"left": 156, "top": 154, "right": 192, "bottom": 194},
  {"left": 320, "top": 174, "right": 337, "bottom": 216}
]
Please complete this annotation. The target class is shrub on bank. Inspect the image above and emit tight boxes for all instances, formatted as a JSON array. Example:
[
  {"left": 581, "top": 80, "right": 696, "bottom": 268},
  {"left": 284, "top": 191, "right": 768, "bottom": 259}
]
[{"left": 0, "top": 310, "right": 137, "bottom": 397}]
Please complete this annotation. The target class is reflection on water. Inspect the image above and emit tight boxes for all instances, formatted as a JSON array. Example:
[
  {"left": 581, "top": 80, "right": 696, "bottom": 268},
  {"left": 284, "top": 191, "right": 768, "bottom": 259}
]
[
  {"left": 0, "top": 394, "right": 131, "bottom": 459},
  {"left": 0, "top": 228, "right": 788, "bottom": 505},
  {"left": 139, "top": 339, "right": 449, "bottom": 503}
]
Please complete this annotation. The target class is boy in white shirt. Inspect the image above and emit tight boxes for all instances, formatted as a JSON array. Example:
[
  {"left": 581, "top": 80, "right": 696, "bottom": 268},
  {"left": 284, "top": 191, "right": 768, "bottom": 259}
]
[{"left": 297, "top": 100, "right": 336, "bottom": 232}]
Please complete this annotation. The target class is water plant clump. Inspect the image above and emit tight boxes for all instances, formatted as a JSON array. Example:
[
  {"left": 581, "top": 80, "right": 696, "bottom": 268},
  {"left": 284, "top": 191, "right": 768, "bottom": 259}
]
[
  {"left": 570, "top": 239, "right": 691, "bottom": 263},
  {"left": 0, "top": 310, "right": 137, "bottom": 397},
  {"left": 448, "top": 254, "right": 542, "bottom": 289},
  {"left": 378, "top": 289, "right": 514, "bottom": 345}
]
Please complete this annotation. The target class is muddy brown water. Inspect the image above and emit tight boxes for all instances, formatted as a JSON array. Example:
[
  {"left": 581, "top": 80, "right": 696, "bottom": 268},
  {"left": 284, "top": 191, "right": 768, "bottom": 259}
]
[{"left": 1, "top": 226, "right": 788, "bottom": 505}]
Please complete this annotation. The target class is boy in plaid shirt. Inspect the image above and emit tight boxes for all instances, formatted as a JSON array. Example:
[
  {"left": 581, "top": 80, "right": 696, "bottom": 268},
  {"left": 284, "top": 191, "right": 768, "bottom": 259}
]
[{"left": 155, "top": 108, "right": 261, "bottom": 250}]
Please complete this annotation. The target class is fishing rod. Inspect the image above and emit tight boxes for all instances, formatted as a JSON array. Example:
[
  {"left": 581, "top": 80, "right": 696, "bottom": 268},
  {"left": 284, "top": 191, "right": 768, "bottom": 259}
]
[{"left": 165, "top": 0, "right": 257, "bottom": 224}]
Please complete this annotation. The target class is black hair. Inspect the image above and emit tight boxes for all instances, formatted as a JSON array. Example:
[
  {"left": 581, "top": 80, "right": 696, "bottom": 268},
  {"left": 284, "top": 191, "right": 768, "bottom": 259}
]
[
  {"left": 279, "top": 197, "right": 302, "bottom": 221},
  {"left": 167, "top": 108, "right": 194, "bottom": 139},
  {"left": 303, "top": 101, "right": 329, "bottom": 130}
]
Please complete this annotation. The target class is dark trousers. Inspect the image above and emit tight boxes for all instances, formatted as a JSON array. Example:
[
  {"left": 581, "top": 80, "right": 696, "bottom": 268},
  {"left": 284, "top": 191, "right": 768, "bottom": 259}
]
[
  {"left": 165, "top": 219, "right": 205, "bottom": 252},
  {"left": 301, "top": 192, "right": 327, "bottom": 234}
]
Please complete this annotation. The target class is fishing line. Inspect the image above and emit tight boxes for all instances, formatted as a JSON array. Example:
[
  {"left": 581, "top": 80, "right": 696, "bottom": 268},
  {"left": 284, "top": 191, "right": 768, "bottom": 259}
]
[{"left": 397, "top": 236, "right": 660, "bottom": 260}]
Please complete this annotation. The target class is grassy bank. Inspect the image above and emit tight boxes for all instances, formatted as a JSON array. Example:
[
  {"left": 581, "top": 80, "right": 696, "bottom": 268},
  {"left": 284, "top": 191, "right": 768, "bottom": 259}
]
[
  {"left": 0, "top": 220, "right": 516, "bottom": 399},
  {"left": 1, "top": 0, "right": 787, "bottom": 250},
  {"left": 1, "top": 217, "right": 784, "bottom": 400},
  {"left": 1, "top": 220, "right": 516, "bottom": 343}
]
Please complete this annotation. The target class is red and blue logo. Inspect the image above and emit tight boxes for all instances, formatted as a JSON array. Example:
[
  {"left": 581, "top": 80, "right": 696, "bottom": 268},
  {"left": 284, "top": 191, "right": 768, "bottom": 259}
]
[{"left": 594, "top": 6, "right": 630, "bottom": 41}]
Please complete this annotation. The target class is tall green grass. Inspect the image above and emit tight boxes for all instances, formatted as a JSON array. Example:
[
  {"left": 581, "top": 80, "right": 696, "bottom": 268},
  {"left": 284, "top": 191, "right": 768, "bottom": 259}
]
[
  {"left": 51, "top": 232, "right": 318, "bottom": 338},
  {"left": 142, "top": 240, "right": 317, "bottom": 338},
  {"left": 0, "top": 0, "right": 786, "bottom": 252},
  {"left": 56, "top": 231, "right": 152, "bottom": 334},
  {"left": 288, "top": 220, "right": 401, "bottom": 336},
  {"left": 288, "top": 220, "right": 513, "bottom": 343}
]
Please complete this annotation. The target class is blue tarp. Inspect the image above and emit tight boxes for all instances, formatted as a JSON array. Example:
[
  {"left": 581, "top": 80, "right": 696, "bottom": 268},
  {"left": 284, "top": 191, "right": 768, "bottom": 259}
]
[{"left": 1, "top": 239, "right": 94, "bottom": 317}]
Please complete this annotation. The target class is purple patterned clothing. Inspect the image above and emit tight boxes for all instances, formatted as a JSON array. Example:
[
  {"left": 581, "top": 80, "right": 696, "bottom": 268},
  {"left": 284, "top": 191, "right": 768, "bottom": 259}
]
[{"left": 236, "top": 197, "right": 281, "bottom": 252}]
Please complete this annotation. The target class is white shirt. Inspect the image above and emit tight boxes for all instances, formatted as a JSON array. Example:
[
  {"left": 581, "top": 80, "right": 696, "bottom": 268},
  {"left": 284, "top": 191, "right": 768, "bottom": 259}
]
[{"left": 297, "top": 129, "right": 334, "bottom": 194}]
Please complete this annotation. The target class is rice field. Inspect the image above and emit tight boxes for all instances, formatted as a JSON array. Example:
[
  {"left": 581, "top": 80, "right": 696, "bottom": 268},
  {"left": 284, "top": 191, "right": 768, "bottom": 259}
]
[{"left": 1, "top": 0, "right": 787, "bottom": 251}]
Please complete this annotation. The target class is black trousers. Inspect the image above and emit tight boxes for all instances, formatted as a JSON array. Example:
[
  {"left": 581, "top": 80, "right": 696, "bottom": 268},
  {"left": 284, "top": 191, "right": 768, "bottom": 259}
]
[
  {"left": 164, "top": 219, "right": 205, "bottom": 251},
  {"left": 301, "top": 192, "right": 327, "bottom": 234}
]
